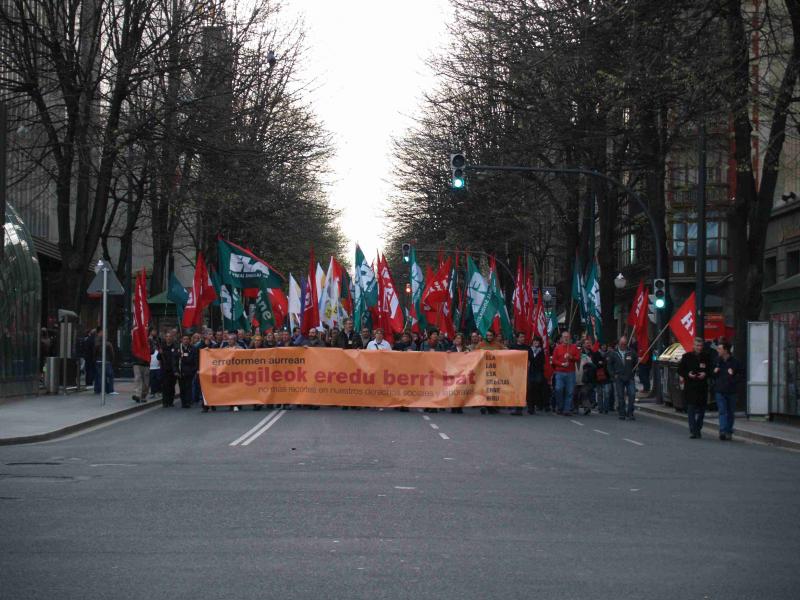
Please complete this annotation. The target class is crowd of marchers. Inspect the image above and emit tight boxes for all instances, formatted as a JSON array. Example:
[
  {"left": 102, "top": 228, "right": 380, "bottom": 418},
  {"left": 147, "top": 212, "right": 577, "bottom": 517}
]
[{"left": 76, "top": 319, "right": 743, "bottom": 441}]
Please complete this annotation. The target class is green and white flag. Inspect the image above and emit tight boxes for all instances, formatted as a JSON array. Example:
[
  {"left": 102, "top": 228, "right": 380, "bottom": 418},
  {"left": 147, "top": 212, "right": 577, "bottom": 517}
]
[
  {"left": 218, "top": 237, "right": 282, "bottom": 290},
  {"left": 253, "top": 288, "right": 274, "bottom": 333},
  {"left": 409, "top": 246, "right": 427, "bottom": 333},
  {"left": 466, "top": 256, "right": 500, "bottom": 337},
  {"left": 167, "top": 272, "right": 189, "bottom": 327},
  {"left": 353, "top": 245, "right": 378, "bottom": 329},
  {"left": 489, "top": 265, "right": 514, "bottom": 340},
  {"left": 220, "top": 284, "right": 248, "bottom": 332},
  {"left": 584, "top": 260, "right": 603, "bottom": 342}
]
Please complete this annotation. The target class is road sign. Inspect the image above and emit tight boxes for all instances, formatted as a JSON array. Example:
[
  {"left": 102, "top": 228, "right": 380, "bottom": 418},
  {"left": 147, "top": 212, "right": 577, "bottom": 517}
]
[{"left": 87, "top": 267, "right": 124, "bottom": 295}]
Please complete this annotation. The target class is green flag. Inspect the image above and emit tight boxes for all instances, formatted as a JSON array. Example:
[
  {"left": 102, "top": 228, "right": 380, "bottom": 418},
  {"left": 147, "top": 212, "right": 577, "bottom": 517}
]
[
  {"left": 220, "top": 285, "right": 248, "bottom": 332},
  {"left": 466, "top": 256, "right": 499, "bottom": 337},
  {"left": 584, "top": 260, "right": 603, "bottom": 342},
  {"left": 353, "top": 244, "right": 378, "bottom": 329},
  {"left": 571, "top": 253, "right": 587, "bottom": 323},
  {"left": 167, "top": 272, "right": 189, "bottom": 326},
  {"left": 409, "top": 246, "right": 427, "bottom": 333},
  {"left": 209, "top": 266, "right": 222, "bottom": 307},
  {"left": 548, "top": 309, "right": 559, "bottom": 339},
  {"left": 253, "top": 288, "right": 274, "bottom": 333},
  {"left": 489, "top": 267, "right": 514, "bottom": 340},
  {"left": 217, "top": 237, "right": 283, "bottom": 289}
]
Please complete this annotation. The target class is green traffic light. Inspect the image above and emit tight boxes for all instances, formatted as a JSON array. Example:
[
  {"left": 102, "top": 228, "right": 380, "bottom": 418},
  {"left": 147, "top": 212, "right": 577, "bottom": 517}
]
[
  {"left": 403, "top": 256, "right": 410, "bottom": 263},
  {"left": 655, "top": 297, "right": 665, "bottom": 309},
  {"left": 452, "top": 177, "right": 465, "bottom": 189}
]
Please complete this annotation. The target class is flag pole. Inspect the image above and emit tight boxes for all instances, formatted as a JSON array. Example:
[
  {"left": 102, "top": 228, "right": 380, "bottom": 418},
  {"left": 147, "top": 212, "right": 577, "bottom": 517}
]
[{"left": 633, "top": 322, "right": 670, "bottom": 371}]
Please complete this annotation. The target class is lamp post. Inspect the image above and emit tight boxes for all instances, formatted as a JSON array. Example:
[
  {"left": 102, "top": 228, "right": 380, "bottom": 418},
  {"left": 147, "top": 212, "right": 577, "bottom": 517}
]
[{"left": 614, "top": 273, "right": 626, "bottom": 339}]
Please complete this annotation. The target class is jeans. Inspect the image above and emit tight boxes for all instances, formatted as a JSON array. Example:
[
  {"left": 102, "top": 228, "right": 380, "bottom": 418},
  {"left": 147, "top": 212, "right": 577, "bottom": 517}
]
[
  {"left": 149, "top": 369, "right": 162, "bottom": 395},
  {"left": 597, "top": 383, "right": 612, "bottom": 412},
  {"left": 715, "top": 392, "right": 737, "bottom": 435},
  {"left": 688, "top": 403, "right": 706, "bottom": 435},
  {"left": 554, "top": 371, "right": 576, "bottom": 413},
  {"left": 615, "top": 379, "right": 636, "bottom": 417},
  {"left": 93, "top": 361, "right": 114, "bottom": 394}
]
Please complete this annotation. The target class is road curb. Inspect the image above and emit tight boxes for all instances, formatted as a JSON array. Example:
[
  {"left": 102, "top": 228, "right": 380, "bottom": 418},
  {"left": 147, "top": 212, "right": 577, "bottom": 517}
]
[
  {"left": 0, "top": 398, "right": 161, "bottom": 446},
  {"left": 637, "top": 404, "right": 800, "bottom": 451}
]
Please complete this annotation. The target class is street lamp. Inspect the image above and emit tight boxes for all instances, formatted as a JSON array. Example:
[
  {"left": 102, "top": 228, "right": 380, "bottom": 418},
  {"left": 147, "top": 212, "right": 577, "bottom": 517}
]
[{"left": 614, "top": 272, "right": 626, "bottom": 290}]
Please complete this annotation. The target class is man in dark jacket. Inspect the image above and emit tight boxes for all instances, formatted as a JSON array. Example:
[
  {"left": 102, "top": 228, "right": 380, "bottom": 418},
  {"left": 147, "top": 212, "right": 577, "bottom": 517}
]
[
  {"left": 713, "top": 342, "right": 742, "bottom": 441},
  {"left": 509, "top": 331, "right": 534, "bottom": 416},
  {"left": 177, "top": 334, "right": 198, "bottom": 408},
  {"left": 158, "top": 331, "right": 180, "bottom": 408},
  {"left": 607, "top": 336, "right": 637, "bottom": 420},
  {"left": 336, "top": 318, "right": 362, "bottom": 350},
  {"left": 677, "top": 337, "right": 713, "bottom": 439},
  {"left": 529, "top": 336, "right": 547, "bottom": 413}
]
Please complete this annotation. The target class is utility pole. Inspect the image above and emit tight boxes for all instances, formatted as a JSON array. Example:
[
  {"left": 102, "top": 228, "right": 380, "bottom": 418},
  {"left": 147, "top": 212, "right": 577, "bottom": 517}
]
[{"left": 0, "top": 101, "right": 6, "bottom": 262}]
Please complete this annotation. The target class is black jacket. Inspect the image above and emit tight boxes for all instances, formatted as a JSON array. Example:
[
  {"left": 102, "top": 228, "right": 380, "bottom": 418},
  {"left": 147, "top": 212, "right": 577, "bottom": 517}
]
[
  {"left": 159, "top": 343, "right": 180, "bottom": 378},
  {"left": 177, "top": 343, "right": 198, "bottom": 378},
  {"left": 607, "top": 347, "right": 637, "bottom": 382},
  {"left": 337, "top": 330, "right": 362, "bottom": 349},
  {"left": 713, "top": 355, "right": 742, "bottom": 395},
  {"left": 677, "top": 350, "right": 713, "bottom": 405}
]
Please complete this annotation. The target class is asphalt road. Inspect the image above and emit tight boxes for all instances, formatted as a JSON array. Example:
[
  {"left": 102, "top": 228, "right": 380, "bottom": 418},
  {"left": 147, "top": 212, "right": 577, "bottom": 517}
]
[{"left": 1, "top": 406, "right": 799, "bottom": 600}]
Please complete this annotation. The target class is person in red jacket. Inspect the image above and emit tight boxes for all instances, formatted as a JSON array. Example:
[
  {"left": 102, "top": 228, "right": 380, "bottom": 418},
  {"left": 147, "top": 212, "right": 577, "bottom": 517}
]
[{"left": 551, "top": 331, "right": 580, "bottom": 415}]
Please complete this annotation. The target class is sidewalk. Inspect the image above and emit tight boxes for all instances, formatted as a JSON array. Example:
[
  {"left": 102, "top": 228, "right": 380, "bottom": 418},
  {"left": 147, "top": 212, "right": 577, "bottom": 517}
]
[
  {"left": 0, "top": 380, "right": 160, "bottom": 445},
  {"left": 637, "top": 400, "right": 800, "bottom": 451}
]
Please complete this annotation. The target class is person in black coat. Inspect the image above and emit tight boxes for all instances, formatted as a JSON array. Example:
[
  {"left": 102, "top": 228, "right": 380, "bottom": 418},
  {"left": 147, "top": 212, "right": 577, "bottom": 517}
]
[
  {"left": 677, "top": 337, "right": 713, "bottom": 439},
  {"left": 177, "top": 334, "right": 198, "bottom": 409},
  {"left": 336, "top": 318, "right": 362, "bottom": 349},
  {"left": 529, "top": 336, "right": 547, "bottom": 414},
  {"left": 713, "top": 342, "right": 742, "bottom": 441},
  {"left": 509, "top": 331, "right": 535, "bottom": 416},
  {"left": 158, "top": 331, "right": 180, "bottom": 408}
]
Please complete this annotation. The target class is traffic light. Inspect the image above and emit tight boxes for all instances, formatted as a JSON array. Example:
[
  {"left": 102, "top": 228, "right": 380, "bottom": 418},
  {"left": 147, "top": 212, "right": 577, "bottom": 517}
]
[
  {"left": 402, "top": 243, "right": 411, "bottom": 263},
  {"left": 449, "top": 153, "right": 466, "bottom": 189},
  {"left": 653, "top": 278, "right": 667, "bottom": 309}
]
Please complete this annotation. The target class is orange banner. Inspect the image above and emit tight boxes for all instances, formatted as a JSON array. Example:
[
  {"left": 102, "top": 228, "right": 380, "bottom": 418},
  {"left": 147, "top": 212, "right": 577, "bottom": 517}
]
[{"left": 199, "top": 348, "right": 528, "bottom": 408}]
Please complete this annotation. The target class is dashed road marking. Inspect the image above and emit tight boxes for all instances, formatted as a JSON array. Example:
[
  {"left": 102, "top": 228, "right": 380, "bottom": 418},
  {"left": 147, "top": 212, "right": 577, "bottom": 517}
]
[
  {"left": 422, "top": 415, "right": 431, "bottom": 421},
  {"left": 623, "top": 438, "right": 644, "bottom": 446},
  {"left": 570, "top": 420, "right": 584, "bottom": 427},
  {"left": 439, "top": 433, "right": 450, "bottom": 440},
  {"left": 593, "top": 429, "right": 610, "bottom": 435},
  {"left": 430, "top": 424, "right": 439, "bottom": 430}
]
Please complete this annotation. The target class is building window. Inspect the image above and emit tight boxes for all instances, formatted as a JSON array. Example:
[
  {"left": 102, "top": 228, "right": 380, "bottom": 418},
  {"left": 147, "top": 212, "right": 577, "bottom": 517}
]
[
  {"left": 620, "top": 233, "right": 637, "bottom": 267},
  {"left": 788, "top": 250, "right": 800, "bottom": 277},
  {"left": 670, "top": 211, "right": 728, "bottom": 275}
]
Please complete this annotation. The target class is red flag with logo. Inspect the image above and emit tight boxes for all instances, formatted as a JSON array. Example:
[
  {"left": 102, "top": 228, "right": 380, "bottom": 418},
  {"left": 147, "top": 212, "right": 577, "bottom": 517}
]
[
  {"left": 627, "top": 280, "right": 647, "bottom": 328},
  {"left": 131, "top": 269, "right": 151, "bottom": 362},
  {"left": 669, "top": 292, "right": 696, "bottom": 351},
  {"left": 301, "top": 249, "right": 320, "bottom": 334},
  {"left": 377, "top": 254, "right": 404, "bottom": 343},
  {"left": 268, "top": 287, "right": 289, "bottom": 330},
  {"left": 512, "top": 258, "right": 526, "bottom": 338},
  {"left": 182, "top": 252, "right": 217, "bottom": 328}
]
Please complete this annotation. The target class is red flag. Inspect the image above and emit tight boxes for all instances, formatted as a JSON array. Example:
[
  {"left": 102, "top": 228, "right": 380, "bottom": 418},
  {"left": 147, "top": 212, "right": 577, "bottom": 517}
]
[
  {"left": 131, "top": 269, "right": 151, "bottom": 362},
  {"left": 377, "top": 253, "right": 404, "bottom": 343},
  {"left": 422, "top": 256, "right": 452, "bottom": 307},
  {"left": 669, "top": 292, "right": 696, "bottom": 351},
  {"left": 524, "top": 272, "right": 535, "bottom": 342},
  {"left": 182, "top": 252, "right": 217, "bottom": 328},
  {"left": 301, "top": 249, "right": 320, "bottom": 334},
  {"left": 268, "top": 287, "right": 289, "bottom": 331},
  {"left": 627, "top": 280, "right": 647, "bottom": 328}
]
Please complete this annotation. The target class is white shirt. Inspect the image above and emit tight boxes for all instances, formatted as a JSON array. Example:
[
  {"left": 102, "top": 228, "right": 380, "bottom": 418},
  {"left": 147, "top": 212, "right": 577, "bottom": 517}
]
[
  {"left": 149, "top": 351, "right": 160, "bottom": 369},
  {"left": 366, "top": 339, "right": 392, "bottom": 351}
]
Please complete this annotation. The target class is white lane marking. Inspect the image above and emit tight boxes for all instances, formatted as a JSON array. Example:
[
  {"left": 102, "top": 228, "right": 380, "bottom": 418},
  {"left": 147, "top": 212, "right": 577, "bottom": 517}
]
[
  {"left": 394, "top": 486, "right": 416, "bottom": 490},
  {"left": 430, "top": 423, "right": 439, "bottom": 430},
  {"left": 439, "top": 433, "right": 450, "bottom": 440},
  {"left": 593, "top": 429, "right": 610, "bottom": 436},
  {"left": 89, "top": 463, "right": 136, "bottom": 467},
  {"left": 422, "top": 415, "right": 431, "bottom": 421},
  {"left": 570, "top": 420, "right": 584, "bottom": 427},
  {"left": 229, "top": 410, "right": 278, "bottom": 446},
  {"left": 443, "top": 457, "right": 454, "bottom": 461},
  {"left": 623, "top": 438, "right": 644, "bottom": 446},
  {"left": 241, "top": 410, "right": 287, "bottom": 446}
]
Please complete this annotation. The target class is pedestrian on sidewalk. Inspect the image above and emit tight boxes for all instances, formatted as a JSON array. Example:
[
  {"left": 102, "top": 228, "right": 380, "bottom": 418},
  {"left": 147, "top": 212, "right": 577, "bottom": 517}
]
[
  {"left": 131, "top": 333, "right": 154, "bottom": 403},
  {"left": 713, "top": 342, "right": 742, "bottom": 441},
  {"left": 158, "top": 331, "right": 179, "bottom": 408},
  {"left": 551, "top": 331, "right": 580, "bottom": 416},
  {"left": 677, "top": 337, "right": 713, "bottom": 439},
  {"left": 607, "top": 336, "right": 637, "bottom": 420}
]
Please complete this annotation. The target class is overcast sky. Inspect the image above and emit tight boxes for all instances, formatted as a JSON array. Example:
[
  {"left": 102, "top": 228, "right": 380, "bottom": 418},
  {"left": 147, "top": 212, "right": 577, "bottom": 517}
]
[{"left": 282, "top": 0, "right": 450, "bottom": 262}]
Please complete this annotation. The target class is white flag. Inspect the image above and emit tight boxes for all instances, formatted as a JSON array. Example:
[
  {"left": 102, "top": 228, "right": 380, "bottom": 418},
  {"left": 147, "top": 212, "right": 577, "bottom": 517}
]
[{"left": 288, "top": 273, "right": 302, "bottom": 330}]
